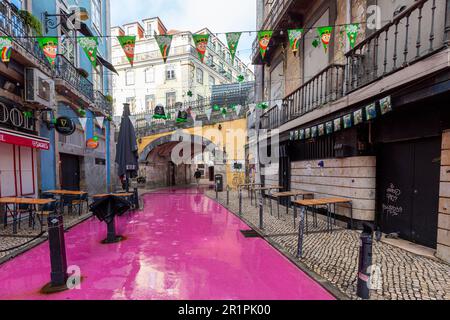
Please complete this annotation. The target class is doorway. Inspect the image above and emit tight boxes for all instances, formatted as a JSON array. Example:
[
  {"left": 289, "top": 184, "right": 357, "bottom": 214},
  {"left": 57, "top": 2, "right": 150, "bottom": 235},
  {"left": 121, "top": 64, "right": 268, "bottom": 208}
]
[
  {"left": 377, "top": 137, "right": 441, "bottom": 248},
  {"left": 168, "top": 162, "right": 176, "bottom": 187},
  {"left": 208, "top": 166, "right": 215, "bottom": 182},
  {"left": 60, "top": 153, "right": 80, "bottom": 191}
]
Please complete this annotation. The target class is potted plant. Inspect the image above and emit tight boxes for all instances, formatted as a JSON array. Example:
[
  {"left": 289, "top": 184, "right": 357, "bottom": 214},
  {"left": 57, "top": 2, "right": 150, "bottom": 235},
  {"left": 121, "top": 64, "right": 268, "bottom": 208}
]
[
  {"left": 105, "top": 95, "right": 113, "bottom": 104},
  {"left": 18, "top": 10, "right": 42, "bottom": 36}
]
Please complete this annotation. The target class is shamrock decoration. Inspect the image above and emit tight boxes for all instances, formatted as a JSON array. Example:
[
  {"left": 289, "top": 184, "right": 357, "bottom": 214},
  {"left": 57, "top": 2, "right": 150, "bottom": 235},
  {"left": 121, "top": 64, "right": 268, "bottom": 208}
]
[
  {"left": 23, "top": 111, "right": 33, "bottom": 119},
  {"left": 237, "top": 75, "right": 245, "bottom": 83},
  {"left": 107, "top": 115, "right": 113, "bottom": 121},
  {"left": 221, "top": 107, "right": 227, "bottom": 115},
  {"left": 187, "top": 90, "right": 193, "bottom": 98},
  {"left": 213, "top": 105, "right": 221, "bottom": 112},
  {"left": 312, "top": 39, "right": 320, "bottom": 48},
  {"left": 93, "top": 136, "right": 99, "bottom": 142},
  {"left": 257, "top": 102, "right": 269, "bottom": 110},
  {"left": 78, "top": 108, "right": 86, "bottom": 116}
]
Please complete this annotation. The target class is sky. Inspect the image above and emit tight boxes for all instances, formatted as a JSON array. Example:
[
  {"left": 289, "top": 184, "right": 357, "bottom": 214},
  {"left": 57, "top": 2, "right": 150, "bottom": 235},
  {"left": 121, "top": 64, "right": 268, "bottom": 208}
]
[{"left": 110, "top": 0, "right": 257, "bottom": 66}]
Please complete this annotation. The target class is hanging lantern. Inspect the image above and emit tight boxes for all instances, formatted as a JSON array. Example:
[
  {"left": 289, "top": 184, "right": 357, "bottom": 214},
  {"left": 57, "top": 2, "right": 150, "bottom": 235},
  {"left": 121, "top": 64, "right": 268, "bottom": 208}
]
[{"left": 153, "top": 104, "right": 166, "bottom": 119}]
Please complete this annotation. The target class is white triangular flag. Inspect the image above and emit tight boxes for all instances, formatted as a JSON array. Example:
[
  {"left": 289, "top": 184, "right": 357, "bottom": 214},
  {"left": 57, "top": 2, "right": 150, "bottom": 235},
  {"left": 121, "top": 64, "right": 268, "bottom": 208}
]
[
  {"left": 78, "top": 117, "right": 88, "bottom": 132},
  {"left": 129, "top": 116, "right": 137, "bottom": 128},
  {"left": 144, "top": 115, "right": 153, "bottom": 123},
  {"left": 191, "top": 111, "right": 197, "bottom": 122},
  {"left": 95, "top": 116, "right": 105, "bottom": 129},
  {"left": 113, "top": 116, "right": 122, "bottom": 127},
  {"left": 249, "top": 103, "right": 256, "bottom": 113},
  {"left": 275, "top": 100, "right": 283, "bottom": 110},
  {"left": 235, "top": 105, "right": 242, "bottom": 116},
  {"left": 205, "top": 108, "right": 212, "bottom": 121}
]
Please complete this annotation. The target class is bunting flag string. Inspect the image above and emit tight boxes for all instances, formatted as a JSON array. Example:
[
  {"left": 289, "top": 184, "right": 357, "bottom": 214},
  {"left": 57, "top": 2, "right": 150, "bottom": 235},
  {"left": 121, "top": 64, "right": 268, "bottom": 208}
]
[
  {"left": 117, "top": 35, "right": 136, "bottom": 66},
  {"left": 258, "top": 31, "right": 273, "bottom": 60},
  {"left": 288, "top": 29, "right": 303, "bottom": 56},
  {"left": 346, "top": 23, "right": 360, "bottom": 49},
  {"left": 205, "top": 108, "right": 212, "bottom": 121},
  {"left": 37, "top": 37, "right": 58, "bottom": 66},
  {"left": 155, "top": 34, "right": 173, "bottom": 63},
  {"left": 95, "top": 116, "right": 105, "bottom": 129},
  {"left": 78, "top": 37, "right": 98, "bottom": 68},
  {"left": 0, "top": 37, "right": 12, "bottom": 66},
  {"left": 193, "top": 34, "right": 210, "bottom": 63},
  {"left": 317, "top": 26, "right": 333, "bottom": 52},
  {"left": 226, "top": 32, "right": 241, "bottom": 63},
  {"left": 235, "top": 105, "right": 242, "bottom": 116}
]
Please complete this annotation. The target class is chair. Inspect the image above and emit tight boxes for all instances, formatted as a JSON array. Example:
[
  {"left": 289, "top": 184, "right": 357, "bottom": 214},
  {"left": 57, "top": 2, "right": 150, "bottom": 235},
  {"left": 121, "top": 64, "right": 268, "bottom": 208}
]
[
  {"left": 61, "top": 194, "right": 80, "bottom": 215},
  {"left": 38, "top": 201, "right": 57, "bottom": 230},
  {"left": 72, "top": 193, "right": 89, "bottom": 216},
  {"left": 17, "top": 200, "right": 33, "bottom": 230}
]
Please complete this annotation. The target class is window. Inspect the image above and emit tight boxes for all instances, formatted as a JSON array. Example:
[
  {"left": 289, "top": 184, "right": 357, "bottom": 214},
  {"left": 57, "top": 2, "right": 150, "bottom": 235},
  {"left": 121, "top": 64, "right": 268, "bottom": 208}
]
[
  {"left": 145, "top": 22, "right": 153, "bottom": 38},
  {"left": 126, "top": 70, "right": 135, "bottom": 85},
  {"left": 93, "top": 65, "right": 103, "bottom": 91},
  {"left": 145, "top": 68, "right": 154, "bottom": 83},
  {"left": 10, "top": 0, "right": 23, "bottom": 9},
  {"left": 145, "top": 95, "right": 155, "bottom": 112},
  {"left": 196, "top": 68, "right": 204, "bottom": 84},
  {"left": 126, "top": 97, "right": 136, "bottom": 114},
  {"left": 166, "top": 65, "right": 176, "bottom": 80},
  {"left": 92, "top": 0, "right": 102, "bottom": 33},
  {"left": 166, "top": 92, "right": 176, "bottom": 107},
  {"left": 198, "top": 94, "right": 204, "bottom": 107},
  {"left": 209, "top": 75, "right": 215, "bottom": 87}
]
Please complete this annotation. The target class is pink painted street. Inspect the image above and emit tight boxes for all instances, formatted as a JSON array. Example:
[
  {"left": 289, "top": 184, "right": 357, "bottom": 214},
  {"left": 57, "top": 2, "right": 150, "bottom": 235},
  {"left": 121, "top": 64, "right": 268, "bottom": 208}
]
[{"left": 0, "top": 189, "right": 333, "bottom": 300}]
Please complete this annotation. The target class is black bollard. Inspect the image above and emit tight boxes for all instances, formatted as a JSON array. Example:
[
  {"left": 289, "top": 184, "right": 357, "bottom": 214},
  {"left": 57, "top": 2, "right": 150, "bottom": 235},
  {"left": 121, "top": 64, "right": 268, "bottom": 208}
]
[
  {"left": 357, "top": 223, "right": 374, "bottom": 300},
  {"left": 239, "top": 187, "right": 242, "bottom": 216},
  {"left": 43, "top": 213, "right": 68, "bottom": 292},
  {"left": 226, "top": 186, "right": 230, "bottom": 206},
  {"left": 133, "top": 187, "right": 139, "bottom": 209},
  {"left": 258, "top": 194, "right": 264, "bottom": 230}
]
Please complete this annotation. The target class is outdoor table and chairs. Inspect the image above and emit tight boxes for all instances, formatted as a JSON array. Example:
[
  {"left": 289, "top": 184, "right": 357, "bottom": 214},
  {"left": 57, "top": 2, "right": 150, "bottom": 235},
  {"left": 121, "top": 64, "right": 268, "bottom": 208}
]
[
  {"left": 43, "top": 190, "right": 89, "bottom": 216},
  {"left": 238, "top": 183, "right": 263, "bottom": 204},
  {"left": 0, "top": 197, "right": 56, "bottom": 234},
  {"left": 252, "top": 185, "right": 283, "bottom": 209},
  {"left": 293, "top": 197, "right": 353, "bottom": 233},
  {"left": 271, "top": 191, "right": 315, "bottom": 224}
]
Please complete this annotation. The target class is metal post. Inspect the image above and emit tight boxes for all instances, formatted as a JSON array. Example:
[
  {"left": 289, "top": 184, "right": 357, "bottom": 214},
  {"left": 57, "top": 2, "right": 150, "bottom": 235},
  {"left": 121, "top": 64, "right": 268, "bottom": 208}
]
[
  {"left": 297, "top": 206, "right": 306, "bottom": 258},
  {"left": 357, "top": 223, "right": 374, "bottom": 300},
  {"left": 445, "top": 0, "right": 450, "bottom": 46},
  {"left": 239, "top": 187, "right": 242, "bottom": 215},
  {"left": 47, "top": 213, "right": 68, "bottom": 288},
  {"left": 106, "top": 200, "right": 117, "bottom": 243},
  {"left": 258, "top": 192, "right": 264, "bottom": 230},
  {"left": 226, "top": 186, "right": 230, "bottom": 206}
]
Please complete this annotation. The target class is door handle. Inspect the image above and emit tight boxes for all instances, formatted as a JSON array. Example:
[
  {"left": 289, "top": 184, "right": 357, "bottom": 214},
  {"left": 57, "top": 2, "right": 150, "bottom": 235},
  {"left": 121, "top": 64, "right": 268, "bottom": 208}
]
[{"left": 414, "top": 189, "right": 418, "bottom": 195}]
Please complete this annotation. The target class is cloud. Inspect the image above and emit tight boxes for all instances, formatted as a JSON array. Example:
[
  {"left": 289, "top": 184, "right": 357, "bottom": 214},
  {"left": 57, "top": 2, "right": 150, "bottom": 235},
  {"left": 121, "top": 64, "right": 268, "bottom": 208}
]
[{"left": 110, "top": 0, "right": 256, "bottom": 65}]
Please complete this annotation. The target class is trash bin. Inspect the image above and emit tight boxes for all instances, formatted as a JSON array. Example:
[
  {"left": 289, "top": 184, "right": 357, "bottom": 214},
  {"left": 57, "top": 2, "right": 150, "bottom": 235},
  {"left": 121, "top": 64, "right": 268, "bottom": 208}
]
[{"left": 215, "top": 174, "right": 223, "bottom": 192}]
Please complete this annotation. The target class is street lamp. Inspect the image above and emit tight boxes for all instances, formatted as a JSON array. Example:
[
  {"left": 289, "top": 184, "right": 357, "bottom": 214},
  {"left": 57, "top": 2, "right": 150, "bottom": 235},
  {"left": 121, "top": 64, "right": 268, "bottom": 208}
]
[{"left": 43, "top": 7, "right": 89, "bottom": 34}]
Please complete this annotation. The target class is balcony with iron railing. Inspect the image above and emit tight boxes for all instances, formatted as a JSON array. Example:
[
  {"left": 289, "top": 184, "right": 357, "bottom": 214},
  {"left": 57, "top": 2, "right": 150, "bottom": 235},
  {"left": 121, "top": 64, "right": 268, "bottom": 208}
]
[
  {"left": 261, "top": 0, "right": 450, "bottom": 130},
  {"left": 0, "top": 1, "right": 52, "bottom": 70},
  {"left": 94, "top": 91, "right": 113, "bottom": 115}
]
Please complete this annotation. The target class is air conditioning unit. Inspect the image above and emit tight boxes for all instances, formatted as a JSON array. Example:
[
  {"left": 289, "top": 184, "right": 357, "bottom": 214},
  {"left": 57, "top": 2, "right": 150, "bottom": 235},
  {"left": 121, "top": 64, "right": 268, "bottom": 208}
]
[{"left": 24, "top": 68, "right": 55, "bottom": 108}]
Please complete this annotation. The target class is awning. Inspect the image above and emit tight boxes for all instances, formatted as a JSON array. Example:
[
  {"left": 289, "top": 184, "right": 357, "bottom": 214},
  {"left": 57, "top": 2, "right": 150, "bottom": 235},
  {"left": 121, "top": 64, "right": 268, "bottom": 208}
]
[
  {"left": 0, "top": 129, "right": 50, "bottom": 151},
  {"left": 97, "top": 55, "right": 119, "bottom": 75}
]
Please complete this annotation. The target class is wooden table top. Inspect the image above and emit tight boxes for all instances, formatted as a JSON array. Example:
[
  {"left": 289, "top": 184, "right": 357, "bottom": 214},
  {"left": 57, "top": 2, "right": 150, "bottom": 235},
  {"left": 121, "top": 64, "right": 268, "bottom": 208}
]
[
  {"left": 92, "top": 193, "right": 134, "bottom": 198},
  {"left": 45, "top": 190, "right": 88, "bottom": 196},
  {"left": 253, "top": 186, "right": 283, "bottom": 191},
  {"left": 294, "top": 197, "right": 352, "bottom": 206},
  {"left": 239, "top": 183, "right": 263, "bottom": 187},
  {"left": 272, "top": 191, "right": 314, "bottom": 198},
  {"left": 0, "top": 197, "right": 55, "bottom": 205}
]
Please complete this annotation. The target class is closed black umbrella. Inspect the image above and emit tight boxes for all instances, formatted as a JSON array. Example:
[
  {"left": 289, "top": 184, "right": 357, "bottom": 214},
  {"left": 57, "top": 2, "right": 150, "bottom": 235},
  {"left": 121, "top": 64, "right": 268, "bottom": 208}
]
[{"left": 115, "top": 103, "right": 139, "bottom": 192}]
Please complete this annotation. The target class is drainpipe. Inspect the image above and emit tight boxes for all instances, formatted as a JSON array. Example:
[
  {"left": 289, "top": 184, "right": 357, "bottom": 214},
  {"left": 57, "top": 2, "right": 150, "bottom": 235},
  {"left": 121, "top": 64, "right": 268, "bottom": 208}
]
[{"left": 445, "top": 0, "right": 450, "bottom": 46}]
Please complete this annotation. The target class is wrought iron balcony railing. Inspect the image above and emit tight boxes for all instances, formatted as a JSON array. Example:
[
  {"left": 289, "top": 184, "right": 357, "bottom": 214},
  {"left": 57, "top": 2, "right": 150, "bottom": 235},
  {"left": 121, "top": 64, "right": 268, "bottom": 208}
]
[
  {"left": 54, "top": 54, "right": 95, "bottom": 103},
  {"left": 346, "top": 0, "right": 447, "bottom": 92},
  {"left": 261, "top": 64, "right": 345, "bottom": 130},
  {"left": 0, "top": 1, "right": 51, "bottom": 69},
  {"left": 94, "top": 91, "right": 113, "bottom": 115}
]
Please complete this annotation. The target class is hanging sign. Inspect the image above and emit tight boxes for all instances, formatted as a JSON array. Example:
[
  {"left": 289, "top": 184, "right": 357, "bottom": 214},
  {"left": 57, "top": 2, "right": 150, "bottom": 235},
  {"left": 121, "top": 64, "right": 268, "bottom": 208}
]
[
  {"left": 226, "top": 32, "right": 241, "bottom": 63},
  {"left": 334, "top": 118, "right": 342, "bottom": 132},
  {"left": 346, "top": 23, "right": 360, "bottom": 49},
  {"left": 326, "top": 121, "right": 333, "bottom": 134},
  {"left": 318, "top": 124, "right": 325, "bottom": 136},
  {"left": 193, "top": 34, "right": 210, "bottom": 63},
  {"left": 55, "top": 117, "right": 76, "bottom": 136},
  {"left": 78, "top": 37, "right": 98, "bottom": 68},
  {"left": 288, "top": 29, "right": 303, "bottom": 56},
  {"left": 0, "top": 37, "right": 12, "bottom": 66},
  {"left": 258, "top": 31, "right": 273, "bottom": 59},
  {"left": 155, "top": 35, "right": 173, "bottom": 63},
  {"left": 317, "top": 26, "right": 333, "bottom": 52},
  {"left": 343, "top": 114, "right": 353, "bottom": 129},
  {"left": 117, "top": 36, "right": 136, "bottom": 66},
  {"left": 379, "top": 96, "right": 392, "bottom": 115},
  {"left": 366, "top": 103, "right": 377, "bottom": 120},
  {"left": 353, "top": 109, "right": 363, "bottom": 125},
  {"left": 86, "top": 138, "right": 99, "bottom": 150},
  {"left": 37, "top": 37, "right": 58, "bottom": 66}
]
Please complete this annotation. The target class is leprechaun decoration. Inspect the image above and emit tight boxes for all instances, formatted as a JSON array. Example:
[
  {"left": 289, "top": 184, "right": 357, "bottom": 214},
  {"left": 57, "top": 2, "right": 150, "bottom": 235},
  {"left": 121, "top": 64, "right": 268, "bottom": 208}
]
[{"left": 117, "top": 36, "right": 136, "bottom": 66}]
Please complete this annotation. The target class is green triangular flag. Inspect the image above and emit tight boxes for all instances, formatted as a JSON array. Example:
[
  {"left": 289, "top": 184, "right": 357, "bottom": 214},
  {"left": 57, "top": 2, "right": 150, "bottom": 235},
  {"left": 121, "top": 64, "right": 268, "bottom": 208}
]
[
  {"left": 346, "top": 23, "right": 360, "bottom": 49},
  {"left": 193, "top": 34, "right": 210, "bottom": 63},
  {"left": 155, "top": 34, "right": 173, "bottom": 63},
  {"left": 288, "top": 29, "right": 303, "bottom": 56},
  {"left": 78, "top": 37, "right": 98, "bottom": 68},
  {"left": 117, "top": 36, "right": 136, "bottom": 66},
  {"left": 226, "top": 32, "right": 241, "bottom": 63},
  {"left": 0, "top": 37, "right": 13, "bottom": 66},
  {"left": 317, "top": 26, "right": 333, "bottom": 52},
  {"left": 37, "top": 37, "right": 58, "bottom": 66},
  {"left": 258, "top": 30, "right": 273, "bottom": 59}
]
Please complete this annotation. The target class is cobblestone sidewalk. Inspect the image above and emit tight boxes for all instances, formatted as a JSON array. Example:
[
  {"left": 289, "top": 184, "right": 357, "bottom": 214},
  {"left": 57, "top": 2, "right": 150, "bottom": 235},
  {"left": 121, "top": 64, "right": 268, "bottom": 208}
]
[{"left": 206, "top": 190, "right": 450, "bottom": 300}]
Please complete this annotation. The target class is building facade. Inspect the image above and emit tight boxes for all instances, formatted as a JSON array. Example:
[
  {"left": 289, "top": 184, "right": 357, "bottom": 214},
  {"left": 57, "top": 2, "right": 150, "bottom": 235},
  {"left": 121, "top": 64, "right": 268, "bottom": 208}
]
[
  {"left": 253, "top": 0, "right": 450, "bottom": 262},
  {"left": 0, "top": 0, "right": 115, "bottom": 198},
  {"left": 111, "top": 17, "right": 254, "bottom": 116}
]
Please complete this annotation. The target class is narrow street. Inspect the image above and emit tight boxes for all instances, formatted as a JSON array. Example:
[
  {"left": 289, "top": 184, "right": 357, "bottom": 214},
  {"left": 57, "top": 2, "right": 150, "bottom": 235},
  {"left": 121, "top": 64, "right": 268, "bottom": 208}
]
[{"left": 0, "top": 189, "right": 333, "bottom": 300}]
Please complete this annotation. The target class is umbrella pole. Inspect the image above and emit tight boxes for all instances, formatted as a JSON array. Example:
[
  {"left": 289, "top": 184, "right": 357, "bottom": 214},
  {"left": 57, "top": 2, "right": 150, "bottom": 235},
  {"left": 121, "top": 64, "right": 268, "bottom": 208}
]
[
  {"left": 106, "top": 199, "right": 116, "bottom": 243},
  {"left": 125, "top": 171, "right": 130, "bottom": 193}
]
